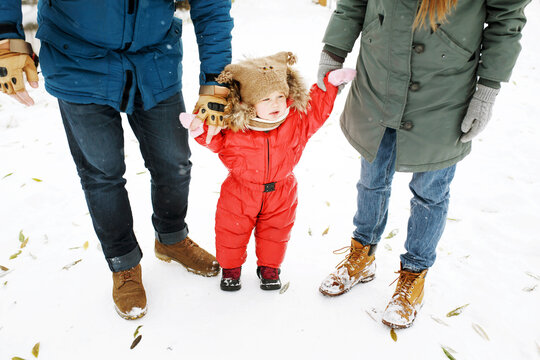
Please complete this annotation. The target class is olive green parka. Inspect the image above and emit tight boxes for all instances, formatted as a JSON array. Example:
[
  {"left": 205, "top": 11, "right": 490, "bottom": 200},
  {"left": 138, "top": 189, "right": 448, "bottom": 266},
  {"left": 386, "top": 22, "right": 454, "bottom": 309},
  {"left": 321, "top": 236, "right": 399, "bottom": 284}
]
[{"left": 324, "top": 0, "right": 530, "bottom": 172}]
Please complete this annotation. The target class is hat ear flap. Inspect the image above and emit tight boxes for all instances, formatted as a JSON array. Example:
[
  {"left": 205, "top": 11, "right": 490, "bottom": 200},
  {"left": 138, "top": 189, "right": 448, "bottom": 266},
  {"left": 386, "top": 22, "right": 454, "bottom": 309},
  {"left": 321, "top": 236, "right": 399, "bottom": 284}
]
[
  {"left": 224, "top": 80, "right": 255, "bottom": 132},
  {"left": 217, "top": 64, "right": 242, "bottom": 85},
  {"left": 217, "top": 70, "right": 233, "bottom": 85},
  {"left": 287, "top": 67, "right": 310, "bottom": 113}
]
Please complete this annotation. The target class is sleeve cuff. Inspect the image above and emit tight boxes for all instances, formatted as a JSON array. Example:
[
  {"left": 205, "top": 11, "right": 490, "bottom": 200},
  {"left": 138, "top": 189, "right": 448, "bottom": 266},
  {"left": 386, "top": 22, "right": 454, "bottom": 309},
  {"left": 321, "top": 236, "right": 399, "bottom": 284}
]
[
  {"left": 478, "top": 78, "right": 501, "bottom": 90},
  {"left": 0, "top": 23, "right": 24, "bottom": 41},
  {"left": 323, "top": 44, "right": 347, "bottom": 62}
]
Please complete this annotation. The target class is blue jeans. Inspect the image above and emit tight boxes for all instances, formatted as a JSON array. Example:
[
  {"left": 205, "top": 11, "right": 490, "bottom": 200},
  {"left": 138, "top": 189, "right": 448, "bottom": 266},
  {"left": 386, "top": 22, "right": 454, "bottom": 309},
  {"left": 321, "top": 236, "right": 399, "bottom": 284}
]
[
  {"left": 352, "top": 128, "right": 456, "bottom": 272},
  {"left": 58, "top": 92, "right": 191, "bottom": 272}
]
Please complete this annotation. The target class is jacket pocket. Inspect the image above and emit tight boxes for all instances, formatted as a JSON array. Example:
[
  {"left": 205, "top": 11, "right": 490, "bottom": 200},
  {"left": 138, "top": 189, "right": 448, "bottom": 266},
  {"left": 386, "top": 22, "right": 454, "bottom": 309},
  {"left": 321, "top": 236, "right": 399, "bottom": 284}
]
[
  {"left": 361, "top": 16, "right": 381, "bottom": 35},
  {"left": 152, "top": 18, "right": 182, "bottom": 90},
  {"left": 36, "top": 23, "right": 108, "bottom": 59},
  {"left": 434, "top": 27, "right": 473, "bottom": 62},
  {"left": 421, "top": 26, "right": 475, "bottom": 75},
  {"left": 36, "top": 23, "right": 110, "bottom": 97}
]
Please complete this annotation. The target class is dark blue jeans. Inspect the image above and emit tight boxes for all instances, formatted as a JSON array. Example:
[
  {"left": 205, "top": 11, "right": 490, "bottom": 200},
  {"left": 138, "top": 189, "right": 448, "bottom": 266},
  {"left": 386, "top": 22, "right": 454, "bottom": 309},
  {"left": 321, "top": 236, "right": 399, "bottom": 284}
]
[
  {"left": 352, "top": 128, "right": 456, "bottom": 272},
  {"left": 58, "top": 92, "right": 191, "bottom": 272}
]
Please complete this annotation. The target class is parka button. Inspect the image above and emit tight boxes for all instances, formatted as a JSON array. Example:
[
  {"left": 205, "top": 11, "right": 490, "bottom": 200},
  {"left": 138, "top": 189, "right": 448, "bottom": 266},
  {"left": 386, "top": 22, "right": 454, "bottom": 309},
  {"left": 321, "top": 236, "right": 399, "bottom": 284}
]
[
  {"left": 409, "top": 82, "right": 420, "bottom": 92},
  {"left": 63, "top": 44, "right": 69, "bottom": 50},
  {"left": 400, "top": 121, "right": 414, "bottom": 130},
  {"left": 413, "top": 44, "right": 425, "bottom": 54}
]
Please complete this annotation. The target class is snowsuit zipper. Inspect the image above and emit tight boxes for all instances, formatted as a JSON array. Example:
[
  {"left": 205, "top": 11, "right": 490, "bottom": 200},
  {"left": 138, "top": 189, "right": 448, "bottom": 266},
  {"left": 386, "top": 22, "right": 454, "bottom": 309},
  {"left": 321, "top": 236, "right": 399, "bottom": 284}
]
[
  {"left": 266, "top": 137, "right": 270, "bottom": 184},
  {"left": 259, "top": 136, "right": 271, "bottom": 214}
]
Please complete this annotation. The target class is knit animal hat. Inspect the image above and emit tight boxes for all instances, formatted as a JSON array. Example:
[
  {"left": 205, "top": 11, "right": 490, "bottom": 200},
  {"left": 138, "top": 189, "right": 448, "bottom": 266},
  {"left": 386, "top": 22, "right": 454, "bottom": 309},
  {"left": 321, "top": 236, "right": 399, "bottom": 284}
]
[{"left": 217, "top": 51, "right": 310, "bottom": 132}]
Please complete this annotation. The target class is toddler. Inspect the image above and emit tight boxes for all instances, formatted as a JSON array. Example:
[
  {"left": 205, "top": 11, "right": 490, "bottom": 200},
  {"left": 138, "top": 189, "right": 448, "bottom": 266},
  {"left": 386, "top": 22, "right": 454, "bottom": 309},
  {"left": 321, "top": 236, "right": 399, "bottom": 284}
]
[{"left": 180, "top": 51, "right": 355, "bottom": 291}]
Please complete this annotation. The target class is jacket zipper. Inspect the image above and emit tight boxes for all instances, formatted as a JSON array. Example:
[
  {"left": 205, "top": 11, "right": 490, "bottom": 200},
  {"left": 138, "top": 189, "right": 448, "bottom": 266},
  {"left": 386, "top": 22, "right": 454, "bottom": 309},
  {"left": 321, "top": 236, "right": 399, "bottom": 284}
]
[{"left": 120, "top": 70, "right": 133, "bottom": 112}]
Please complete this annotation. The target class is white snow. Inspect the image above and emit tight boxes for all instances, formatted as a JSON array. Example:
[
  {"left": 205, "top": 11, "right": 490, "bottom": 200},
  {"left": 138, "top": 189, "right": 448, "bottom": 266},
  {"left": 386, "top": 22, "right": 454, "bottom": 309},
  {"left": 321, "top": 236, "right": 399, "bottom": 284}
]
[
  {"left": 117, "top": 306, "right": 147, "bottom": 320},
  {"left": 1, "top": 0, "right": 539, "bottom": 359}
]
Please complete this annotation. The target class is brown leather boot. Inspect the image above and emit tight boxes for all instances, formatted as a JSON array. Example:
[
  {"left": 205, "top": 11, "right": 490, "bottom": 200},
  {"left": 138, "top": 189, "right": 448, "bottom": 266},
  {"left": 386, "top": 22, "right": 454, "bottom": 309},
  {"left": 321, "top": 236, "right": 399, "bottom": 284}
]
[
  {"left": 319, "top": 238, "right": 376, "bottom": 296},
  {"left": 112, "top": 264, "right": 147, "bottom": 320},
  {"left": 382, "top": 266, "right": 428, "bottom": 329},
  {"left": 154, "top": 237, "right": 220, "bottom": 277}
]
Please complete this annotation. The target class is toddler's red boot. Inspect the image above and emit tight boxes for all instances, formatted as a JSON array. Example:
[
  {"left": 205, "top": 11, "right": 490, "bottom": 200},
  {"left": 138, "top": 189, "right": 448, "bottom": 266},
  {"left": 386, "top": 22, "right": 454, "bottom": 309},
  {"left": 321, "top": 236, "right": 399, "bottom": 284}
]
[
  {"left": 220, "top": 267, "right": 242, "bottom": 291},
  {"left": 257, "top": 266, "right": 281, "bottom": 290}
]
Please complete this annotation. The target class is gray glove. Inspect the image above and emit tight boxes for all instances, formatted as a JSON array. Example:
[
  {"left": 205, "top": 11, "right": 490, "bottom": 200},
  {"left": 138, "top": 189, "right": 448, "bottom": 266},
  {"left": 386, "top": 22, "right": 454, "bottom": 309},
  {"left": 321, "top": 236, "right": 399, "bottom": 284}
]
[
  {"left": 460, "top": 84, "right": 499, "bottom": 143},
  {"left": 317, "top": 51, "right": 343, "bottom": 92}
]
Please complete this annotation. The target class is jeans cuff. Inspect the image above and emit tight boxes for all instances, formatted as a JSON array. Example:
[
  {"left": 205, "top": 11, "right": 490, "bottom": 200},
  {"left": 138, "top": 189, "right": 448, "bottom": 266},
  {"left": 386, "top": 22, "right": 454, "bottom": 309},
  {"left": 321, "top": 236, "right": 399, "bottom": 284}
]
[
  {"left": 400, "top": 262, "right": 428, "bottom": 274},
  {"left": 155, "top": 226, "right": 188, "bottom": 245},
  {"left": 106, "top": 245, "right": 143, "bottom": 272},
  {"left": 352, "top": 237, "right": 375, "bottom": 247}
]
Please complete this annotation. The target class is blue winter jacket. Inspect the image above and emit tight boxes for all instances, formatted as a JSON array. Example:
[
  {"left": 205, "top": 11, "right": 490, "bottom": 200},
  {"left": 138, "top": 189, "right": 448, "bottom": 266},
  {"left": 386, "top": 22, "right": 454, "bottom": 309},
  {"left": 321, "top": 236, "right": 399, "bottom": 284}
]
[{"left": 0, "top": 0, "right": 233, "bottom": 113}]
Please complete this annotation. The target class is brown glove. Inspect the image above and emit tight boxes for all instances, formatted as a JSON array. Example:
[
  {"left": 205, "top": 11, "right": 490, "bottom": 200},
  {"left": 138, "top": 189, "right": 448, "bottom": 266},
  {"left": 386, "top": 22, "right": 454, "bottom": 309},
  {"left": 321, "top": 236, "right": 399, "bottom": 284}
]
[
  {"left": 0, "top": 39, "right": 39, "bottom": 95},
  {"left": 193, "top": 85, "right": 230, "bottom": 128}
]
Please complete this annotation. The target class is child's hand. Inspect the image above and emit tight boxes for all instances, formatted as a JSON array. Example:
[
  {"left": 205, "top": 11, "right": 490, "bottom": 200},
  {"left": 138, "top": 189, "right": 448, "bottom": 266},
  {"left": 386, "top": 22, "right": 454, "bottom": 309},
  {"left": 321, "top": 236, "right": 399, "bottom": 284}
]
[
  {"left": 328, "top": 68, "right": 356, "bottom": 87},
  {"left": 205, "top": 125, "right": 222, "bottom": 144},
  {"left": 180, "top": 112, "right": 222, "bottom": 144},
  {"left": 179, "top": 112, "right": 204, "bottom": 138}
]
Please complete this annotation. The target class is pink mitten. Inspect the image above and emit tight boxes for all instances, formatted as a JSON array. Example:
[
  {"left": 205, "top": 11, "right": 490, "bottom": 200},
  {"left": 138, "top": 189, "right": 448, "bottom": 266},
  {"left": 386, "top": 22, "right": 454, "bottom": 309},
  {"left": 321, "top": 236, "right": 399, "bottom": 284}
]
[
  {"left": 328, "top": 68, "right": 357, "bottom": 86},
  {"left": 179, "top": 112, "right": 204, "bottom": 137}
]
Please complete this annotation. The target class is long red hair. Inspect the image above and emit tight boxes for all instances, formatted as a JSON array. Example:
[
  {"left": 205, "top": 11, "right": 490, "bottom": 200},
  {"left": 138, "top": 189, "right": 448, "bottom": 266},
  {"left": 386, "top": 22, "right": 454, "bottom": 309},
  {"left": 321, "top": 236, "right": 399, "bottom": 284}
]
[{"left": 413, "top": 0, "right": 458, "bottom": 30}]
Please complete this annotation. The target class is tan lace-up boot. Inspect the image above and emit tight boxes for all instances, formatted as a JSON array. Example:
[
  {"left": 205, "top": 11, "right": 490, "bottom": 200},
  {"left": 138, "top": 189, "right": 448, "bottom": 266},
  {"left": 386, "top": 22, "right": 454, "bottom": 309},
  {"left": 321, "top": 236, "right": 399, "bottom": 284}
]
[
  {"left": 154, "top": 237, "right": 220, "bottom": 277},
  {"left": 382, "top": 266, "right": 428, "bottom": 329},
  {"left": 319, "top": 239, "right": 376, "bottom": 296},
  {"left": 112, "top": 264, "right": 147, "bottom": 320}
]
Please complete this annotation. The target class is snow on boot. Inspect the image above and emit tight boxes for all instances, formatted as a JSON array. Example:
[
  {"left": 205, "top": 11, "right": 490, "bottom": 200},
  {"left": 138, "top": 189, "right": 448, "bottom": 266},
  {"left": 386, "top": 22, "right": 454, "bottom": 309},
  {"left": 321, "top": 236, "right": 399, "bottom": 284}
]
[
  {"left": 257, "top": 266, "right": 281, "bottom": 290},
  {"left": 112, "top": 264, "right": 147, "bottom": 320},
  {"left": 155, "top": 237, "right": 220, "bottom": 277},
  {"left": 382, "top": 266, "right": 428, "bottom": 329},
  {"left": 220, "top": 267, "right": 242, "bottom": 291},
  {"left": 319, "top": 239, "right": 376, "bottom": 296}
]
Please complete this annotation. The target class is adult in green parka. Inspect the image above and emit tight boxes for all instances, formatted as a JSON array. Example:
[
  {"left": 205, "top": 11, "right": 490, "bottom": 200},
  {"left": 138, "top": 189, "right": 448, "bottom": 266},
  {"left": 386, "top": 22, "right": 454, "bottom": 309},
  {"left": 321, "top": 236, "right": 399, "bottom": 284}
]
[{"left": 316, "top": 0, "right": 531, "bottom": 328}]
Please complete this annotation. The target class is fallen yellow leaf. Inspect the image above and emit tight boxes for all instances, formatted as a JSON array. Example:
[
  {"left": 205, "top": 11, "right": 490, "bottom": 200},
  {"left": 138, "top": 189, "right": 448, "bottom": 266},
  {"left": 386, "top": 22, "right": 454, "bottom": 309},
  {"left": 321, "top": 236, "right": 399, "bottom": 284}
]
[
  {"left": 390, "top": 329, "right": 397, "bottom": 342},
  {"left": 9, "top": 250, "right": 22, "bottom": 260},
  {"left": 32, "top": 342, "right": 40, "bottom": 357}
]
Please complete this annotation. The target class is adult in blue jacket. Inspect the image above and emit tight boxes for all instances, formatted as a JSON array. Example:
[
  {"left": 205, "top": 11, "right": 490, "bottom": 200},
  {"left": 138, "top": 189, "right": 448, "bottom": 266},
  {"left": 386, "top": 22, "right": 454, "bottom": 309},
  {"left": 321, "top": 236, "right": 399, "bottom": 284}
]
[{"left": 0, "top": 0, "right": 233, "bottom": 320}]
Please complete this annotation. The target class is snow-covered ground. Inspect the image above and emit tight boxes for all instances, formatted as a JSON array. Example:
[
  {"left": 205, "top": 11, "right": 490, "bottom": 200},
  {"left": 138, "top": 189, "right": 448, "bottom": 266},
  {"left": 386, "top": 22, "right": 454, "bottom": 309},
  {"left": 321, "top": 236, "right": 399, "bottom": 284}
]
[{"left": 1, "top": 1, "right": 539, "bottom": 359}]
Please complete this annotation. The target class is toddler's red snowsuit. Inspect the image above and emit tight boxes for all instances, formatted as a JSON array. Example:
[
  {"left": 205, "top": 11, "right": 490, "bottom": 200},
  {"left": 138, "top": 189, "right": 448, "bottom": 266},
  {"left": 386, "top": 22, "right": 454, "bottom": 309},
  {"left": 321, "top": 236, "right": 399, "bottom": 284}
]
[{"left": 195, "top": 78, "right": 338, "bottom": 269}]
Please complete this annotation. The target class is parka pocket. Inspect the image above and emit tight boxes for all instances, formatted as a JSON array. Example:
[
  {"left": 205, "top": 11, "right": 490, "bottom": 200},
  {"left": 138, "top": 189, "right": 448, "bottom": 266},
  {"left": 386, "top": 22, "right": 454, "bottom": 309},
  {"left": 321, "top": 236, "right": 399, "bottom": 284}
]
[
  {"left": 361, "top": 16, "right": 381, "bottom": 35},
  {"left": 152, "top": 19, "right": 183, "bottom": 90},
  {"left": 36, "top": 23, "right": 110, "bottom": 96},
  {"left": 36, "top": 23, "right": 108, "bottom": 59},
  {"left": 415, "top": 26, "right": 476, "bottom": 76},
  {"left": 434, "top": 27, "right": 473, "bottom": 60}
]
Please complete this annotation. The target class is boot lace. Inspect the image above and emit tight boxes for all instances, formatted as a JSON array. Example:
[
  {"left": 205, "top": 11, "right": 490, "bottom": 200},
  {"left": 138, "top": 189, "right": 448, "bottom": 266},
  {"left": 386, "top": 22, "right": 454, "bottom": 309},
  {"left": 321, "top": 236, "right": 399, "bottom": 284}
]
[
  {"left": 333, "top": 245, "right": 365, "bottom": 269},
  {"left": 117, "top": 267, "right": 140, "bottom": 288},
  {"left": 389, "top": 269, "right": 419, "bottom": 304},
  {"left": 183, "top": 237, "right": 199, "bottom": 248}
]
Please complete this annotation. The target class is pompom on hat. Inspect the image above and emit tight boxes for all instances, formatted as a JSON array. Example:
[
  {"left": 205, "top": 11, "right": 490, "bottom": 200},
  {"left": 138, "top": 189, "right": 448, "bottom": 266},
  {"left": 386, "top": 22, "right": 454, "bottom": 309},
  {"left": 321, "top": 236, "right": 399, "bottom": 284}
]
[{"left": 217, "top": 51, "right": 310, "bottom": 131}]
